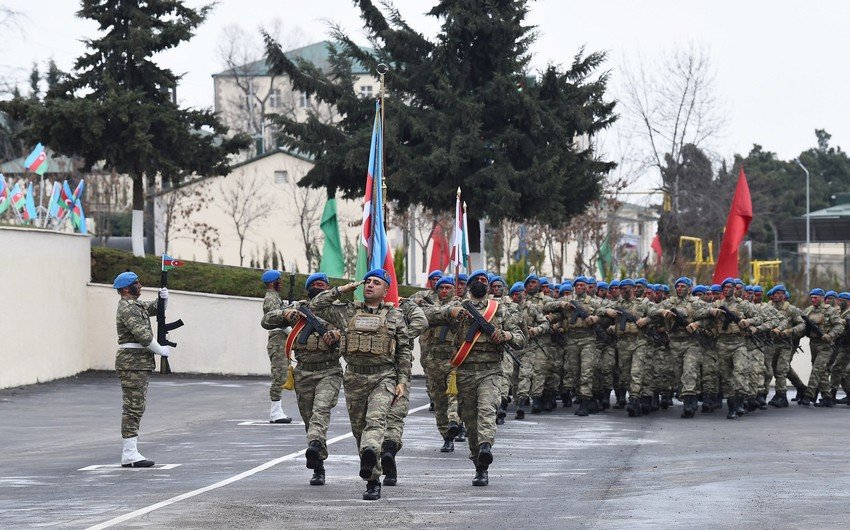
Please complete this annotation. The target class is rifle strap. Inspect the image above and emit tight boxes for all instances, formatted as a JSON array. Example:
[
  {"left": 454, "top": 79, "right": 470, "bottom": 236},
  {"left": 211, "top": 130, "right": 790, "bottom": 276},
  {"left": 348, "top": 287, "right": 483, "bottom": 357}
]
[
  {"left": 450, "top": 300, "right": 499, "bottom": 369},
  {"left": 284, "top": 317, "right": 306, "bottom": 362}
]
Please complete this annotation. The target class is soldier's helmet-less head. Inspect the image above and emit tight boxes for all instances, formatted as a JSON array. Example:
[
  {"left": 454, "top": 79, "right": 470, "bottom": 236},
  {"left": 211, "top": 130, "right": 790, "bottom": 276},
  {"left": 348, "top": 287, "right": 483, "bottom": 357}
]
[{"left": 113, "top": 271, "right": 139, "bottom": 290}]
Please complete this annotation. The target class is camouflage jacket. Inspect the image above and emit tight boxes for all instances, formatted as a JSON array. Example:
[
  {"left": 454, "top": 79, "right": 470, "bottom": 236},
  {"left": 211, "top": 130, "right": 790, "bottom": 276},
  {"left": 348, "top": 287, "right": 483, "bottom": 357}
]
[
  {"left": 429, "top": 297, "right": 526, "bottom": 365},
  {"left": 792, "top": 303, "right": 845, "bottom": 342},
  {"left": 281, "top": 299, "right": 340, "bottom": 364},
  {"left": 309, "top": 288, "right": 413, "bottom": 385},
  {"left": 115, "top": 297, "right": 159, "bottom": 371},
  {"left": 601, "top": 295, "right": 653, "bottom": 336},
  {"left": 261, "top": 291, "right": 289, "bottom": 347},
  {"left": 422, "top": 295, "right": 460, "bottom": 354},
  {"left": 656, "top": 295, "right": 704, "bottom": 337},
  {"left": 769, "top": 300, "right": 804, "bottom": 335},
  {"left": 692, "top": 296, "right": 764, "bottom": 336}
]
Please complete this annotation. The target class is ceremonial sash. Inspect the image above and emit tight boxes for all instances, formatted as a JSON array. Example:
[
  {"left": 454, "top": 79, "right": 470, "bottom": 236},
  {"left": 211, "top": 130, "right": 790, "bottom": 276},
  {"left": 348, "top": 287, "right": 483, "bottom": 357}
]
[
  {"left": 450, "top": 299, "right": 500, "bottom": 368},
  {"left": 284, "top": 317, "right": 307, "bottom": 361}
]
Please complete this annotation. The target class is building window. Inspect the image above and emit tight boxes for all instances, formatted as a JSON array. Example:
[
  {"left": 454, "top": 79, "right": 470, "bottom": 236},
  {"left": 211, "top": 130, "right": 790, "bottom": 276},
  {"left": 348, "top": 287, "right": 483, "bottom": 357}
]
[
  {"left": 274, "top": 170, "right": 288, "bottom": 184},
  {"left": 360, "top": 85, "right": 373, "bottom": 98},
  {"left": 269, "top": 89, "right": 281, "bottom": 109},
  {"left": 298, "top": 92, "right": 312, "bottom": 108}
]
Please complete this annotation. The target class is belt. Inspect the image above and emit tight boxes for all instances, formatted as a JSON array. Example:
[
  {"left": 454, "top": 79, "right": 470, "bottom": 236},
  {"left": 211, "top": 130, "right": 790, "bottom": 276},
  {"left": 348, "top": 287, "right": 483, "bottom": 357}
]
[
  {"left": 456, "top": 361, "right": 501, "bottom": 371},
  {"left": 118, "top": 342, "right": 146, "bottom": 349},
  {"left": 431, "top": 351, "right": 454, "bottom": 360},
  {"left": 346, "top": 364, "right": 394, "bottom": 375},
  {"left": 297, "top": 360, "right": 340, "bottom": 372}
]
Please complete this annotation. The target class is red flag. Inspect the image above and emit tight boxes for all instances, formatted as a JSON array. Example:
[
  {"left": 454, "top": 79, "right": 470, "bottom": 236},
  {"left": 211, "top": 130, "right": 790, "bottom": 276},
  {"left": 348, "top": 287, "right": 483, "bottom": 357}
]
[
  {"left": 712, "top": 167, "right": 753, "bottom": 283},
  {"left": 428, "top": 222, "right": 450, "bottom": 273},
  {"left": 651, "top": 233, "right": 663, "bottom": 261}
]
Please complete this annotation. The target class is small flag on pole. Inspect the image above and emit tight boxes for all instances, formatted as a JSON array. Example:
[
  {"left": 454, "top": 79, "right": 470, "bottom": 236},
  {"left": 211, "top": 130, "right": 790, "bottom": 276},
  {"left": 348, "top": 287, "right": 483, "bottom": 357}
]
[
  {"left": 47, "top": 182, "right": 61, "bottom": 218},
  {"left": 24, "top": 143, "right": 49, "bottom": 176},
  {"left": 0, "top": 174, "right": 10, "bottom": 215},
  {"left": 23, "top": 182, "right": 37, "bottom": 221},
  {"left": 162, "top": 254, "right": 185, "bottom": 271}
]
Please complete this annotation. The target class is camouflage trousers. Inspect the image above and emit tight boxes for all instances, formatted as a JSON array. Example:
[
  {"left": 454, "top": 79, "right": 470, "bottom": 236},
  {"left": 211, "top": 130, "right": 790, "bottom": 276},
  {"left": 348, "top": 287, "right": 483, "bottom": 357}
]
[
  {"left": 267, "top": 337, "right": 287, "bottom": 402},
  {"left": 699, "top": 344, "right": 720, "bottom": 395},
  {"left": 420, "top": 346, "right": 431, "bottom": 399},
  {"left": 595, "top": 343, "right": 617, "bottom": 393},
  {"left": 343, "top": 367, "right": 396, "bottom": 482},
  {"left": 774, "top": 342, "right": 806, "bottom": 392},
  {"left": 456, "top": 364, "right": 504, "bottom": 460},
  {"left": 744, "top": 342, "right": 765, "bottom": 397},
  {"left": 385, "top": 381, "right": 410, "bottom": 451},
  {"left": 541, "top": 342, "right": 561, "bottom": 398},
  {"left": 829, "top": 345, "right": 850, "bottom": 394},
  {"left": 118, "top": 370, "right": 150, "bottom": 439},
  {"left": 499, "top": 353, "right": 518, "bottom": 400},
  {"left": 616, "top": 341, "right": 634, "bottom": 396},
  {"left": 715, "top": 336, "right": 750, "bottom": 397},
  {"left": 805, "top": 341, "right": 835, "bottom": 400},
  {"left": 294, "top": 364, "right": 343, "bottom": 461},
  {"left": 763, "top": 343, "right": 782, "bottom": 396},
  {"left": 560, "top": 337, "right": 579, "bottom": 393},
  {"left": 568, "top": 333, "right": 599, "bottom": 399},
  {"left": 655, "top": 345, "right": 675, "bottom": 394},
  {"left": 667, "top": 337, "right": 701, "bottom": 396},
  {"left": 517, "top": 346, "right": 546, "bottom": 399},
  {"left": 620, "top": 335, "right": 650, "bottom": 398},
  {"left": 425, "top": 353, "right": 460, "bottom": 439}
]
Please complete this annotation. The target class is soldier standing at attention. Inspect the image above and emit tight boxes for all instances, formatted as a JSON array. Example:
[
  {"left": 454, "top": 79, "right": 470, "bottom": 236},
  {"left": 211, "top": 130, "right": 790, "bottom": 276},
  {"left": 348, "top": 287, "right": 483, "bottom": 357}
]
[
  {"left": 266, "top": 273, "right": 340, "bottom": 486},
  {"left": 308, "top": 269, "right": 411, "bottom": 501},
  {"left": 112, "top": 271, "right": 171, "bottom": 468},
  {"left": 260, "top": 270, "right": 292, "bottom": 424}
]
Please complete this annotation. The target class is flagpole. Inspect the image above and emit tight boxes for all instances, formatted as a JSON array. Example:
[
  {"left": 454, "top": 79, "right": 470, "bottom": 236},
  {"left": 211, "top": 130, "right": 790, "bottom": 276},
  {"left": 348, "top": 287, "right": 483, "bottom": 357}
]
[{"left": 377, "top": 63, "right": 388, "bottom": 228}]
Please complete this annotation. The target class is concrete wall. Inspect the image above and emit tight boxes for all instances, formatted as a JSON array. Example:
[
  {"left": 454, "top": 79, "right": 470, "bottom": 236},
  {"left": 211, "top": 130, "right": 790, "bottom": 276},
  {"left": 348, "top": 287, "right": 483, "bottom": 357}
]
[{"left": 0, "top": 227, "right": 91, "bottom": 388}]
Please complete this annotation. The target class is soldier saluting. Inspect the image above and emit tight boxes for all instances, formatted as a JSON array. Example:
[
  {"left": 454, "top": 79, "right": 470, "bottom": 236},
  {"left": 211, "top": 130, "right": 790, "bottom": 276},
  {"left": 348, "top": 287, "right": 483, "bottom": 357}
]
[
  {"left": 308, "top": 269, "right": 411, "bottom": 501},
  {"left": 112, "top": 271, "right": 171, "bottom": 468}
]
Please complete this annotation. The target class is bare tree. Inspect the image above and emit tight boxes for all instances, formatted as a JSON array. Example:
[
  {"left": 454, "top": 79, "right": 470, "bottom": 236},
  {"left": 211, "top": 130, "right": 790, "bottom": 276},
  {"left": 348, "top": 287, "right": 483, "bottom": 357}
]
[
  {"left": 280, "top": 170, "right": 324, "bottom": 270},
  {"left": 219, "top": 172, "right": 275, "bottom": 266},
  {"left": 155, "top": 178, "right": 219, "bottom": 254}
]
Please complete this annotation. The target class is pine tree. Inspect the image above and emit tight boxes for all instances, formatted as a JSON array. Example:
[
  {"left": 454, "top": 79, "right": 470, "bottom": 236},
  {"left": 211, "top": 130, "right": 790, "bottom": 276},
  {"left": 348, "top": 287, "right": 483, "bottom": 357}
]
[{"left": 264, "top": 0, "right": 615, "bottom": 226}]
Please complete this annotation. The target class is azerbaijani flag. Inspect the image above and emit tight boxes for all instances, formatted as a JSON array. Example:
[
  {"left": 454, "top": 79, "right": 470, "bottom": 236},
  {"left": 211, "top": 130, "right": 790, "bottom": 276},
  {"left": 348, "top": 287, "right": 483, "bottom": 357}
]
[
  {"left": 47, "top": 182, "right": 61, "bottom": 218},
  {"left": 9, "top": 183, "right": 25, "bottom": 217},
  {"left": 71, "top": 199, "right": 87, "bottom": 234},
  {"left": 354, "top": 100, "right": 398, "bottom": 305},
  {"left": 162, "top": 254, "right": 185, "bottom": 271},
  {"left": 0, "top": 174, "right": 9, "bottom": 215},
  {"left": 449, "top": 188, "right": 468, "bottom": 274},
  {"left": 23, "top": 182, "right": 37, "bottom": 221},
  {"left": 58, "top": 179, "right": 84, "bottom": 221},
  {"left": 462, "top": 200, "right": 470, "bottom": 271},
  {"left": 24, "top": 143, "right": 48, "bottom": 176}
]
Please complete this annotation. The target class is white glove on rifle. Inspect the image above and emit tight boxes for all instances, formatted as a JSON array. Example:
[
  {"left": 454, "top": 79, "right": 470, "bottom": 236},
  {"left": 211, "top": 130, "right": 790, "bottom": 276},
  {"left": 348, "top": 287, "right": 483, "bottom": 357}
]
[
  {"left": 159, "top": 287, "right": 169, "bottom": 310},
  {"left": 146, "top": 341, "right": 171, "bottom": 357}
]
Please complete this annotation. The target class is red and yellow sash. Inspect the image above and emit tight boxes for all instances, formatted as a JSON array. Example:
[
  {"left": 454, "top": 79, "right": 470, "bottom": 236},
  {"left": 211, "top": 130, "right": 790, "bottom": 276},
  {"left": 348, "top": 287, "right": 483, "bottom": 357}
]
[
  {"left": 450, "top": 299, "right": 500, "bottom": 368},
  {"left": 284, "top": 317, "right": 307, "bottom": 361}
]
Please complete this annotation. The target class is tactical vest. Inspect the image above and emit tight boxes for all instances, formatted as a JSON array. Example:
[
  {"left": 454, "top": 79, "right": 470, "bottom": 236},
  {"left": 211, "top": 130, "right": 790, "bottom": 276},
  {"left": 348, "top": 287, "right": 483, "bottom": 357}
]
[
  {"left": 456, "top": 309, "right": 504, "bottom": 364},
  {"left": 340, "top": 307, "right": 396, "bottom": 362},
  {"left": 805, "top": 308, "right": 825, "bottom": 326},
  {"left": 293, "top": 328, "right": 338, "bottom": 364},
  {"left": 714, "top": 300, "right": 743, "bottom": 335}
]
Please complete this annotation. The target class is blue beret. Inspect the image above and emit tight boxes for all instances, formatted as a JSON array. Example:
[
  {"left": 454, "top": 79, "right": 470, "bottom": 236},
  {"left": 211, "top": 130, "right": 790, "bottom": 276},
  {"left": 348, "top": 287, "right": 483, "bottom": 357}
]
[
  {"left": 826, "top": 290, "right": 838, "bottom": 298},
  {"left": 468, "top": 269, "right": 488, "bottom": 283},
  {"left": 597, "top": 282, "right": 609, "bottom": 290},
  {"left": 645, "top": 284, "right": 656, "bottom": 291},
  {"left": 635, "top": 278, "right": 648, "bottom": 286},
  {"left": 113, "top": 271, "right": 139, "bottom": 289},
  {"left": 744, "top": 285, "right": 754, "bottom": 292},
  {"left": 767, "top": 284, "right": 784, "bottom": 296},
  {"left": 661, "top": 285, "right": 670, "bottom": 292},
  {"left": 721, "top": 277, "right": 735, "bottom": 288},
  {"left": 523, "top": 274, "right": 538, "bottom": 285},
  {"left": 435, "top": 276, "right": 455, "bottom": 288},
  {"left": 363, "top": 268, "right": 392, "bottom": 285},
  {"left": 305, "top": 272, "right": 329, "bottom": 290},
  {"left": 574, "top": 276, "right": 588, "bottom": 285},
  {"left": 539, "top": 276, "right": 550, "bottom": 286},
  {"left": 261, "top": 270, "right": 282, "bottom": 283},
  {"left": 609, "top": 280, "right": 620, "bottom": 288},
  {"left": 428, "top": 270, "right": 443, "bottom": 280},
  {"left": 753, "top": 285, "right": 763, "bottom": 293},
  {"left": 509, "top": 282, "right": 525, "bottom": 295},
  {"left": 692, "top": 285, "right": 708, "bottom": 294},
  {"left": 734, "top": 278, "right": 744, "bottom": 286},
  {"left": 587, "top": 277, "right": 597, "bottom": 285},
  {"left": 809, "top": 288, "right": 825, "bottom": 297},
  {"left": 784, "top": 290, "right": 791, "bottom": 299},
  {"left": 489, "top": 275, "right": 505, "bottom": 285},
  {"left": 619, "top": 278, "right": 635, "bottom": 287},
  {"left": 839, "top": 292, "right": 850, "bottom": 300},
  {"left": 559, "top": 282, "right": 574, "bottom": 294},
  {"left": 675, "top": 277, "right": 692, "bottom": 287},
  {"left": 710, "top": 284, "right": 721, "bottom": 292},
  {"left": 457, "top": 274, "right": 468, "bottom": 282}
]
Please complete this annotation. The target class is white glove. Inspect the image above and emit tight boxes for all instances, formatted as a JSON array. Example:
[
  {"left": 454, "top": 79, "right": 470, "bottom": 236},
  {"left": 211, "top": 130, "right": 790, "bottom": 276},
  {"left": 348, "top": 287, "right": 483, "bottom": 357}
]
[
  {"left": 146, "top": 341, "right": 170, "bottom": 357},
  {"left": 160, "top": 345, "right": 171, "bottom": 357},
  {"left": 159, "top": 288, "right": 169, "bottom": 310}
]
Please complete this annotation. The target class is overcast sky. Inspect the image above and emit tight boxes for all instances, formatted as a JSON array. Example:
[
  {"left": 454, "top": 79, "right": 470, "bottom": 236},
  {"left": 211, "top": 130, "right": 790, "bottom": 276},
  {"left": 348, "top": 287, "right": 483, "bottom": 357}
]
[{"left": 2, "top": 0, "right": 848, "bottom": 197}]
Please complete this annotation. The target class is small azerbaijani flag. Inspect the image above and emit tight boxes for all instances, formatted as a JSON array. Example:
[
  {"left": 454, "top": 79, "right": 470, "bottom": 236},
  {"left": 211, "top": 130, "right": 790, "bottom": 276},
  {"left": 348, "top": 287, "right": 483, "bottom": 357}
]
[
  {"left": 58, "top": 179, "right": 84, "bottom": 221},
  {"left": 0, "top": 174, "right": 10, "bottom": 215},
  {"left": 71, "top": 199, "right": 87, "bottom": 234},
  {"left": 353, "top": 99, "right": 399, "bottom": 305},
  {"left": 9, "top": 183, "right": 26, "bottom": 218},
  {"left": 162, "top": 254, "right": 185, "bottom": 271},
  {"left": 24, "top": 143, "right": 49, "bottom": 176},
  {"left": 47, "top": 181, "right": 61, "bottom": 218},
  {"left": 23, "top": 182, "right": 37, "bottom": 221}
]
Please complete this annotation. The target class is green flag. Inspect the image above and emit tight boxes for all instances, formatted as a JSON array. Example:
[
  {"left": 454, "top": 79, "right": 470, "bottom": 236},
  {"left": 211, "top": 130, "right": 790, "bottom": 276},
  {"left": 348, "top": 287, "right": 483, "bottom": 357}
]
[
  {"left": 319, "top": 198, "right": 345, "bottom": 277},
  {"left": 597, "top": 234, "right": 613, "bottom": 278}
]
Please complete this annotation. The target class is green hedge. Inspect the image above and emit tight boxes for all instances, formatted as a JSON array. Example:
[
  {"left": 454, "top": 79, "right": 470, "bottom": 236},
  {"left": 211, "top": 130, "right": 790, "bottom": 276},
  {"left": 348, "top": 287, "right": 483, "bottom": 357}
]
[{"left": 91, "top": 247, "right": 420, "bottom": 299}]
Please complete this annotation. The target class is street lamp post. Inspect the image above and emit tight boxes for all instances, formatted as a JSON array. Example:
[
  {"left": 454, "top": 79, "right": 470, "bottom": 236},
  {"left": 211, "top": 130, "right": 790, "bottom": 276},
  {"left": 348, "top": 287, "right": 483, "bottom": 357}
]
[{"left": 795, "top": 159, "right": 811, "bottom": 292}]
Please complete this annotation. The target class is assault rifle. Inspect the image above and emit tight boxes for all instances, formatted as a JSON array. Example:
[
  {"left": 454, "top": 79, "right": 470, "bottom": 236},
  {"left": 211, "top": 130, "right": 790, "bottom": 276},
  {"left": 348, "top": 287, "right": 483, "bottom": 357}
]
[
  {"left": 296, "top": 305, "right": 328, "bottom": 343},
  {"left": 462, "top": 300, "right": 522, "bottom": 368},
  {"left": 157, "top": 270, "right": 184, "bottom": 374},
  {"left": 613, "top": 306, "right": 665, "bottom": 346},
  {"left": 801, "top": 314, "right": 840, "bottom": 354},
  {"left": 570, "top": 301, "right": 617, "bottom": 346},
  {"left": 693, "top": 330, "right": 716, "bottom": 350},
  {"left": 669, "top": 308, "right": 689, "bottom": 333},
  {"left": 716, "top": 306, "right": 768, "bottom": 353}
]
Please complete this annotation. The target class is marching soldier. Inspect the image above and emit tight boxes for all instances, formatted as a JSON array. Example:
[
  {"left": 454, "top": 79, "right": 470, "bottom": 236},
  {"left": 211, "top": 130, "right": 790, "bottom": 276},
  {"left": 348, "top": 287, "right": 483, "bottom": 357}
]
[
  {"left": 765, "top": 284, "right": 805, "bottom": 407},
  {"left": 831, "top": 292, "right": 850, "bottom": 403},
  {"left": 112, "top": 271, "right": 171, "bottom": 468},
  {"left": 308, "top": 269, "right": 412, "bottom": 501},
  {"left": 456, "top": 273, "right": 469, "bottom": 299},
  {"left": 260, "top": 270, "right": 293, "bottom": 424},
  {"left": 524, "top": 274, "right": 559, "bottom": 411},
  {"left": 514, "top": 281, "right": 550, "bottom": 418},
  {"left": 791, "top": 288, "right": 844, "bottom": 407},
  {"left": 656, "top": 277, "right": 703, "bottom": 418},
  {"left": 411, "top": 269, "right": 443, "bottom": 412},
  {"left": 266, "top": 273, "right": 341, "bottom": 486}
]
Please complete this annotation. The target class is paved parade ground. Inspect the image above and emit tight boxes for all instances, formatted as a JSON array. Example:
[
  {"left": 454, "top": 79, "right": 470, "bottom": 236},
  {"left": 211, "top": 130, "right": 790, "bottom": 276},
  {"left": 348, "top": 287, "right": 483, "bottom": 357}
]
[{"left": 2, "top": 371, "right": 849, "bottom": 529}]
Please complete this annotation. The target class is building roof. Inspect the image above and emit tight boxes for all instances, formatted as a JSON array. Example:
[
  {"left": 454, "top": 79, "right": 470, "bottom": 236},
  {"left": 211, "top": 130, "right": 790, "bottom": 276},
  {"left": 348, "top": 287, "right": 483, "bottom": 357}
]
[
  {"left": 0, "top": 149, "right": 79, "bottom": 175},
  {"left": 804, "top": 203, "right": 850, "bottom": 219},
  {"left": 212, "top": 41, "right": 372, "bottom": 78}
]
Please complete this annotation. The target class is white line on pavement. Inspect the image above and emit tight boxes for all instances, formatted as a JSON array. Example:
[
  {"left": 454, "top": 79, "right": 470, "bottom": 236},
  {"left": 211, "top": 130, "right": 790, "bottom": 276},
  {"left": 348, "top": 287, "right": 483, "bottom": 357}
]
[{"left": 86, "top": 403, "right": 431, "bottom": 530}]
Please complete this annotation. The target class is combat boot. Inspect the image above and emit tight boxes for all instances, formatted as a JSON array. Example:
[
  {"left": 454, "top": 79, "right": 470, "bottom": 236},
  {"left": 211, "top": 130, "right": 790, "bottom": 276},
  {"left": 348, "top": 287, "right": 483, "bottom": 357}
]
[
  {"left": 640, "top": 396, "right": 652, "bottom": 415},
  {"left": 543, "top": 393, "right": 555, "bottom": 412},
  {"left": 726, "top": 397, "right": 738, "bottom": 419},
  {"left": 380, "top": 441, "right": 398, "bottom": 486},
  {"left": 613, "top": 389, "right": 627, "bottom": 409},
  {"left": 446, "top": 420, "right": 460, "bottom": 440},
  {"left": 701, "top": 393, "right": 714, "bottom": 413},
  {"left": 681, "top": 395, "right": 696, "bottom": 418},
  {"left": 660, "top": 393, "right": 671, "bottom": 410},
  {"left": 774, "top": 392, "right": 789, "bottom": 407},
  {"left": 756, "top": 394, "right": 768, "bottom": 409},
  {"left": 477, "top": 443, "right": 493, "bottom": 468},
  {"left": 305, "top": 440, "right": 322, "bottom": 469},
  {"left": 797, "top": 396, "right": 812, "bottom": 406},
  {"left": 814, "top": 396, "right": 836, "bottom": 408},
  {"left": 734, "top": 396, "right": 746, "bottom": 416},
  {"left": 362, "top": 480, "right": 381, "bottom": 500},
  {"left": 626, "top": 397, "right": 641, "bottom": 417},
  {"left": 496, "top": 397, "right": 508, "bottom": 425},
  {"left": 713, "top": 393, "right": 724, "bottom": 410},
  {"left": 791, "top": 383, "right": 808, "bottom": 401},
  {"left": 531, "top": 396, "right": 543, "bottom": 414},
  {"left": 359, "top": 447, "right": 378, "bottom": 480},
  {"left": 768, "top": 392, "right": 784, "bottom": 407},
  {"left": 310, "top": 461, "right": 325, "bottom": 486},
  {"left": 746, "top": 397, "right": 760, "bottom": 412},
  {"left": 650, "top": 394, "right": 660, "bottom": 412},
  {"left": 600, "top": 389, "right": 612, "bottom": 410},
  {"left": 472, "top": 465, "right": 489, "bottom": 486},
  {"left": 835, "top": 395, "right": 848, "bottom": 404},
  {"left": 575, "top": 398, "right": 589, "bottom": 417},
  {"left": 515, "top": 397, "right": 527, "bottom": 420},
  {"left": 588, "top": 398, "right": 601, "bottom": 414},
  {"left": 440, "top": 438, "right": 454, "bottom": 453},
  {"left": 455, "top": 423, "right": 467, "bottom": 442},
  {"left": 561, "top": 389, "right": 573, "bottom": 408},
  {"left": 428, "top": 400, "right": 435, "bottom": 412}
]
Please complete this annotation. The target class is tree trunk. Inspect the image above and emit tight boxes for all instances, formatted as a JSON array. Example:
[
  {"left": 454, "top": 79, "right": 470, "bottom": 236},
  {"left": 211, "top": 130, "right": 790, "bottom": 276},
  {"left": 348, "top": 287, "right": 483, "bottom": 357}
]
[{"left": 131, "top": 174, "right": 144, "bottom": 257}]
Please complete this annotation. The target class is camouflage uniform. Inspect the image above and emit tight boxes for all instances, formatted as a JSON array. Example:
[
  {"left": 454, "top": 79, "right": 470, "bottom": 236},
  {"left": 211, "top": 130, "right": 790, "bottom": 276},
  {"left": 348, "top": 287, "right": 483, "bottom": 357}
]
[
  {"left": 309, "top": 287, "right": 412, "bottom": 482},
  {"left": 655, "top": 294, "right": 705, "bottom": 416},
  {"left": 548, "top": 294, "right": 602, "bottom": 401},
  {"left": 115, "top": 297, "right": 159, "bottom": 438},
  {"left": 264, "top": 300, "right": 342, "bottom": 462},
  {"left": 515, "top": 299, "right": 549, "bottom": 404},
  {"left": 763, "top": 300, "right": 802, "bottom": 398},
  {"left": 262, "top": 291, "right": 288, "bottom": 402},
  {"left": 410, "top": 289, "right": 438, "bottom": 394},
  {"left": 604, "top": 297, "right": 653, "bottom": 402},
  {"left": 829, "top": 308, "right": 850, "bottom": 397},
  {"left": 526, "top": 291, "right": 559, "bottom": 405},
  {"left": 791, "top": 303, "right": 845, "bottom": 401},
  {"left": 421, "top": 295, "right": 462, "bottom": 438}
]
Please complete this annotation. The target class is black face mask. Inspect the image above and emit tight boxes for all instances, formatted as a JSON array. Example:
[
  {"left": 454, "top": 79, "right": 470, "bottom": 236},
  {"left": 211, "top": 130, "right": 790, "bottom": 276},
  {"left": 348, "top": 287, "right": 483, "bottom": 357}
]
[
  {"left": 307, "top": 287, "right": 325, "bottom": 299},
  {"left": 469, "top": 281, "right": 488, "bottom": 298}
]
